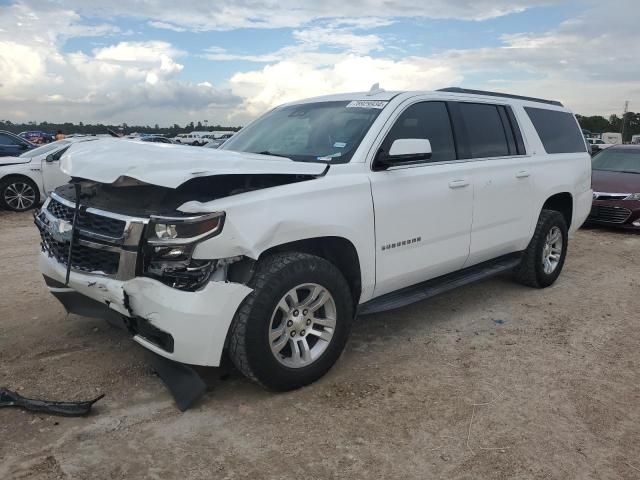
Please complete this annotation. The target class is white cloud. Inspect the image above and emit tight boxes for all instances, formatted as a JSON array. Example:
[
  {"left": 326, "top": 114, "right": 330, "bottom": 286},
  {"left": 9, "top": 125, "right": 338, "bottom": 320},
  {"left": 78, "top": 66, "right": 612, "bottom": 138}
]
[
  {"left": 225, "top": 0, "right": 640, "bottom": 118},
  {"left": 229, "top": 54, "right": 461, "bottom": 118},
  {"left": 40, "top": 0, "right": 562, "bottom": 30},
  {"left": 0, "top": 3, "right": 240, "bottom": 124},
  {"left": 292, "top": 27, "right": 382, "bottom": 54},
  {"left": 1, "top": 0, "right": 638, "bottom": 126}
]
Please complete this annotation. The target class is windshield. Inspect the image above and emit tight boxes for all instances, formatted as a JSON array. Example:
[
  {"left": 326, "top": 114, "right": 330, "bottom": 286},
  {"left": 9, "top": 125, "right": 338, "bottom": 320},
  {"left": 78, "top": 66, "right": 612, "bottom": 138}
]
[
  {"left": 592, "top": 148, "right": 640, "bottom": 174},
  {"left": 221, "top": 100, "right": 385, "bottom": 163},
  {"left": 19, "top": 140, "right": 69, "bottom": 158}
]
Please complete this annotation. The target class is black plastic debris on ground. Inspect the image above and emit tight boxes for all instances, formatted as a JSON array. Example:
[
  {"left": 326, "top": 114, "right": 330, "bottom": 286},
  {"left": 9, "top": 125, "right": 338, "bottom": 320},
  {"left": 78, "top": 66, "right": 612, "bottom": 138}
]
[
  {"left": 147, "top": 352, "right": 207, "bottom": 412},
  {"left": 0, "top": 388, "right": 104, "bottom": 417}
]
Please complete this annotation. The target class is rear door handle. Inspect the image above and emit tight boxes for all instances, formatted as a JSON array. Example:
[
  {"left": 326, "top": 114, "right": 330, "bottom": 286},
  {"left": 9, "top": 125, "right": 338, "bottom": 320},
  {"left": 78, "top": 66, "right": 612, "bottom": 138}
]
[
  {"left": 516, "top": 170, "right": 530, "bottom": 178},
  {"left": 449, "top": 179, "right": 470, "bottom": 189}
]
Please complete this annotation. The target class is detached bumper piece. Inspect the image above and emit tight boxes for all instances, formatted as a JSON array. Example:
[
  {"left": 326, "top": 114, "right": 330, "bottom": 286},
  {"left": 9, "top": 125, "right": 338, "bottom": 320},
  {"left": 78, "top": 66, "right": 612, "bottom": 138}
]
[{"left": 0, "top": 388, "right": 104, "bottom": 417}]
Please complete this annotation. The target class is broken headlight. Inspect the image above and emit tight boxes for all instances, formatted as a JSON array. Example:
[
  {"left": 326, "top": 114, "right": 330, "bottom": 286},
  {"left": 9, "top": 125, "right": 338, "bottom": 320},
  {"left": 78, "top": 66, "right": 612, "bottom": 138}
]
[
  {"left": 147, "top": 212, "right": 225, "bottom": 245},
  {"left": 143, "top": 212, "right": 225, "bottom": 291}
]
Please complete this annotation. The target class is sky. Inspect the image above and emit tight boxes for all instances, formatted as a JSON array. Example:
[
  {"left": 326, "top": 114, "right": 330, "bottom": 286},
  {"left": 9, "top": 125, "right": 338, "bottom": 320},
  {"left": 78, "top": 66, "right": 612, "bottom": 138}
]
[{"left": 0, "top": 0, "right": 637, "bottom": 126}]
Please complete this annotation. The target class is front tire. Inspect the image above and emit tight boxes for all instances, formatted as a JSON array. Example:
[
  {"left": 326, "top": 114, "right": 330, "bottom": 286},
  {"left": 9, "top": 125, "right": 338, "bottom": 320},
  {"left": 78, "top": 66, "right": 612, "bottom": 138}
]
[
  {"left": 515, "top": 209, "right": 568, "bottom": 288},
  {"left": 0, "top": 176, "right": 39, "bottom": 212},
  {"left": 228, "top": 252, "right": 353, "bottom": 391}
]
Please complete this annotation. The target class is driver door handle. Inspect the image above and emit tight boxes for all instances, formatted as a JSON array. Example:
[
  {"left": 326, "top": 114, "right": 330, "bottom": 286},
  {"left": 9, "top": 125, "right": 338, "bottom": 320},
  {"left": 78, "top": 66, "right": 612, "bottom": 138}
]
[
  {"left": 516, "top": 170, "right": 530, "bottom": 178},
  {"left": 449, "top": 179, "right": 470, "bottom": 189}
]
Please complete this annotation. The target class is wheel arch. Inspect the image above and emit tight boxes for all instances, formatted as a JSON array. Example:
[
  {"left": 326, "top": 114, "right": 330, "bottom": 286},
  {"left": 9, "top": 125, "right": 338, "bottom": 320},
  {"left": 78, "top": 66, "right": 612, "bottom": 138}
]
[
  {"left": 258, "top": 236, "right": 362, "bottom": 306},
  {"left": 542, "top": 192, "right": 573, "bottom": 228}
]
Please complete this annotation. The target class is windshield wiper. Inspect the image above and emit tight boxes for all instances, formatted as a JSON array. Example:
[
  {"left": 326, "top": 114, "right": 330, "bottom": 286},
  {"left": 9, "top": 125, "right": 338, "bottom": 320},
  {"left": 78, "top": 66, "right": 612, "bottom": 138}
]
[{"left": 255, "top": 151, "right": 288, "bottom": 158}]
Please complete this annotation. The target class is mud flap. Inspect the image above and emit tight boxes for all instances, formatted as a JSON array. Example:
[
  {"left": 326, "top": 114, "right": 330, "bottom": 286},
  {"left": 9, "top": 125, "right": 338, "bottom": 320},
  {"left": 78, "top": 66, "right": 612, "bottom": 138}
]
[
  {"left": 147, "top": 352, "right": 207, "bottom": 412},
  {"left": 0, "top": 388, "right": 104, "bottom": 417}
]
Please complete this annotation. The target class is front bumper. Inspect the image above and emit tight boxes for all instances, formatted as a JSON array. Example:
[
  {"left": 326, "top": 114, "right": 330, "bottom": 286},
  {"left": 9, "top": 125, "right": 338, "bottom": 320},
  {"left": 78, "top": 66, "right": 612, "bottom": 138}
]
[
  {"left": 586, "top": 199, "right": 640, "bottom": 229},
  {"left": 40, "top": 252, "right": 252, "bottom": 366}
]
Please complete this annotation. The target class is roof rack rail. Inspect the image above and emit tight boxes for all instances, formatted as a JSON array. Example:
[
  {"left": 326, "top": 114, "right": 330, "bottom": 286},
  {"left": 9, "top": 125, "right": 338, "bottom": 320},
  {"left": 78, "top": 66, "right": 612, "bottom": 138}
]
[{"left": 437, "top": 87, "right": 563, "bottom": 107}]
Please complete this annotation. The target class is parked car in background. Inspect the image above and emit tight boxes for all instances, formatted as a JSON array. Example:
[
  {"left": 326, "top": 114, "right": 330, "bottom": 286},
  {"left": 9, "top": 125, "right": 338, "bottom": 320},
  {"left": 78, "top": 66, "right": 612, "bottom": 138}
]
[
  {"left": 631, "top": 134, "right": 640, "bottom": 145},
  {"left": 588, "top": 145, "right": 640, "bottom": 229},
  {"left": 601, "top": 132, "right": 623, "bottom": 145},
  {"left": 138, "top": 135, "right": 174, "bottom": 144},
  {"left": 0, "top": 131, "right": 36, "bottom": 157},
  {"left": 35, "top": 87, "right": 591, "bottom": 391},
  {"left": 204, "top": 137, "right": 228, "bottom": 148},
  {"left": 0, "top": 137, "right": 97, "bottom": 211},
  {"left": 19, "top": 131, "right": 53, "bottom": 144},
  {"left": 586, "top": 137, "right": 615, "bottom": 154},
  {"left": 173, "top": 132, "right": 208, "bottom": 146}
]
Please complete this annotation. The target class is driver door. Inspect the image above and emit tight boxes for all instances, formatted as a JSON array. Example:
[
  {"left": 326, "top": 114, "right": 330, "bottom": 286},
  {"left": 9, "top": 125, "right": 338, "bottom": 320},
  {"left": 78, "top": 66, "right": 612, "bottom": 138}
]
[{"left": 368, "top": 101, "right": 474, "bottom": 297}]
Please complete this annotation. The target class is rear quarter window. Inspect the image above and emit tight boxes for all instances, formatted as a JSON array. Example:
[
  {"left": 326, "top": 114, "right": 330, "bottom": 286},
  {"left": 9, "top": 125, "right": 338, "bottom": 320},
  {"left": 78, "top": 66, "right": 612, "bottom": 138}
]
[{"left": 525, "top": 107, "right": 587, "bottom": 154}]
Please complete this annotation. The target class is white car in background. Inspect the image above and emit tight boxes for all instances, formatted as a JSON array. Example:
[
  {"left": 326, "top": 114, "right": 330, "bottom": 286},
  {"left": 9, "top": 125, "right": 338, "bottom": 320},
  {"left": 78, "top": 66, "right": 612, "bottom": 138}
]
[
  {"left": 0, "top": 137, "right": 98, "bottom": 211},
  {"left": 173, "top": 132, "right": 210, "bottom": 146}
]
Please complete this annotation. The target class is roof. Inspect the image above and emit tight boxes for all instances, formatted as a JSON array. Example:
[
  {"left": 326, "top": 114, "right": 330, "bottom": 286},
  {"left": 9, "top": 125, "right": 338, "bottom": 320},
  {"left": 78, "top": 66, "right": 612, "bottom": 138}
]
[
  {"left": 437, "top": 87, "right": 563, "bottom": 106},
  {"left": 280, "top": 87, "right": 566, "bottom": 110}
]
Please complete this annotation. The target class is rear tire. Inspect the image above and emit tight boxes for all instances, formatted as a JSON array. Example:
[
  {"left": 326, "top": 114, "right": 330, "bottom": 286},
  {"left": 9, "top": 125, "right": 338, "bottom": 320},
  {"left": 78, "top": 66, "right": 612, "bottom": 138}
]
[
  {"left": 228, "top": 252, "right": 353, "bottom": 391},
  {"left": 515, "top": 209, "right": 568, "bottom": 288}
]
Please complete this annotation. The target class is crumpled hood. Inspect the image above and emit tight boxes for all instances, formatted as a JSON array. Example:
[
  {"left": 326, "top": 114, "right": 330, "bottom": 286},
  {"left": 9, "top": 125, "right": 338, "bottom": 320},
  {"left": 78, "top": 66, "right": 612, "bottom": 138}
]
[
  {"left": 0, "top": 155, "right": 31, "bottom": 166},
  {"left": 60, "top": 138, "right": 327, "bottom": 188}
]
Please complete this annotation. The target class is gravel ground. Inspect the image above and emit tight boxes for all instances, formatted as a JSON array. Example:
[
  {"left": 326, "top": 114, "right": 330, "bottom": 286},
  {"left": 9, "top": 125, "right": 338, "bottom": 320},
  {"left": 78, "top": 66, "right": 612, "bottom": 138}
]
[{"left": 1, "top": 209, "right": 639, "bottom": 480}]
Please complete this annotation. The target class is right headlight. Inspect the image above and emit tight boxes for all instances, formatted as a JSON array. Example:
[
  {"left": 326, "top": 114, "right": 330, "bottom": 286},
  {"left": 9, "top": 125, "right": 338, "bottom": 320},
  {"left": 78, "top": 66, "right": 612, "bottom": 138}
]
[
  {"left": 624, "top": 193, "right": 640, "bottom": 201},
  {"left": 143, "top": 212, "right": 225, "bottom": 291},
  {"left": 147, "top": 212, "right": 225, "bottom": 245}
]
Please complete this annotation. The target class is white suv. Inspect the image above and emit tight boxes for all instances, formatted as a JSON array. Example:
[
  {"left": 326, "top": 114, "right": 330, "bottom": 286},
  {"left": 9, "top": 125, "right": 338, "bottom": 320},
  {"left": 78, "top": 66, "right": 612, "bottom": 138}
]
[
  {"left": 173, "top": 132, "right": 209, "bottom": 146},
  {"left": 35, "top": 87, "right": 592, "bottom": 391}
]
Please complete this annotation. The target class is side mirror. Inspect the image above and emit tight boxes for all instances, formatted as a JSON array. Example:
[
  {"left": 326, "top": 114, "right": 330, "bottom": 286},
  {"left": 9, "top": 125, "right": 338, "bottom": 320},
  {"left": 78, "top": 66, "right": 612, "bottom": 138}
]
[
  {"left": 45, "top": 153, "right": 56, "bottom": 163},
  {"left": 376, "top": 138, "right": 432, "bottom": 170}
]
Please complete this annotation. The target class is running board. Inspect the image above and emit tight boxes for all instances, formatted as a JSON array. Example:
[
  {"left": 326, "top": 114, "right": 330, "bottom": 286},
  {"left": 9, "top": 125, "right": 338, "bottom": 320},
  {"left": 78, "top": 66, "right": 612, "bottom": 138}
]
[{"left": 358, "top": 253, "right": 522, "bottom": 316}]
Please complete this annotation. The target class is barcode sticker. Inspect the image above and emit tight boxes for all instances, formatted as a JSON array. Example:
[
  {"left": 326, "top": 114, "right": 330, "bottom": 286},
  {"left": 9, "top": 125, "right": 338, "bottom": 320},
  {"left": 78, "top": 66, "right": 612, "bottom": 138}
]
[{"left": 346, "top": 100, "right": 388, "bottom": 109}]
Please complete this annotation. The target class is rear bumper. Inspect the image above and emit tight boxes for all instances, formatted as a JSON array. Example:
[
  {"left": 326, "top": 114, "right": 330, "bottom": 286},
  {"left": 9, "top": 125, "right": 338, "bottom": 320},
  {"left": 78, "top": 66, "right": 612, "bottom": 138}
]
[
  {"left": 572, "top": 189, "right": 593, "bottom": 234},
  {"left": 40, "top": 252, "right": 253, "bottom": 366}
]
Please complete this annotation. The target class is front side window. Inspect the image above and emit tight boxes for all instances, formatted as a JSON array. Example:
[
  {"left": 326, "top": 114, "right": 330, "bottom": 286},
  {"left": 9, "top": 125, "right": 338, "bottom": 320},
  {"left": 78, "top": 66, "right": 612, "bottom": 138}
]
[
  {"left": 459, "top": 103, "right": 510, "bottom": 158},
  {"left": 525, "top": 107, "right": 587, "bottom": 154},
  {"left": 380, "top": 101, "right": 456, "bottom": 162},
  {"left": 221, "top": 101, "right": 384, "bottom": 164}
]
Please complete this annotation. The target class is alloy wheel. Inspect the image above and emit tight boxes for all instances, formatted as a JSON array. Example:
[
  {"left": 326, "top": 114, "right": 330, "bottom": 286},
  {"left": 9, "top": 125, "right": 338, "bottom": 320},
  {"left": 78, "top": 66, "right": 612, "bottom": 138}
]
[
  {"left": 269, "top": 283, "right": 337, "bottom": 368},
  {"left": 542, "top": 226, "right": 563, "bottom": 274},
  {"left": 4, "top": 182, "right": 36, "bottom": 211}
]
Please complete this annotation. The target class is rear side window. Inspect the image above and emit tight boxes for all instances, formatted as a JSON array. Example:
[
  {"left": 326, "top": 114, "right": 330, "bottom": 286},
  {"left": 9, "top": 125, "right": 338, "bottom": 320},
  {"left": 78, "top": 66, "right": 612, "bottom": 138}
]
[
  {"left": 458, "top": 103, "right": 510, "bottom": 158},
  {"left": 382, "top": 101, "right": 456, "bottom": 162},
  {"left": 524, "top": 107, "right": 587, "bottom": 154}
]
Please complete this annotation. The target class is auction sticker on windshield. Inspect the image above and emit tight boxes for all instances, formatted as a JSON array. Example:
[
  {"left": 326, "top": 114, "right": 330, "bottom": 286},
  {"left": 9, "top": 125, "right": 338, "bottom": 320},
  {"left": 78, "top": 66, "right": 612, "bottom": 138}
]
[{"left": 346, "top": 100, "right": 388, "bottom": 109}]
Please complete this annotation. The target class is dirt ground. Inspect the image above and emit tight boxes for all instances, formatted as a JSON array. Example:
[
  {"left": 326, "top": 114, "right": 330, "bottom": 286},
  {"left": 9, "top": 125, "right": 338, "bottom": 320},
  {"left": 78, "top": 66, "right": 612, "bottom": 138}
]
[{"left": 1, "top": 209, "right": 639, "bottom": 480}]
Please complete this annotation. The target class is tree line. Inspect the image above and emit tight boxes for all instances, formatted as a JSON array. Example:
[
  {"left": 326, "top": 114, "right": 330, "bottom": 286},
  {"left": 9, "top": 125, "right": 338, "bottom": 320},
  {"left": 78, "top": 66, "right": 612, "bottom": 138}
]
[
  {"left": 1, "top": 112, "right": 639, "bottom": 141},
  {"left": 576, "top": 112, "right": 640, "bottom": 141},
  {"left": 0, "top": 120, "right": 242, "bottom": 137}
]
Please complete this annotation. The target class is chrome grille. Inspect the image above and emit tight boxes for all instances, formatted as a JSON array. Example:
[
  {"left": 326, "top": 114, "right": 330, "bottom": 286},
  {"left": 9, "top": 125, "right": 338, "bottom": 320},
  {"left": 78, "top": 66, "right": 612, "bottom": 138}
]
[
  {"left": 592, "top": 192, "right": 630, "bottom": 201},
  {"left": 35, "top": 193, "right": 148, "bottom": 280},
  {"left": 48, "top": 198, "right": 126, "bottom": 238},
  {"left": 39, "top": 227, "right": 120, "bottom": 274},
  {"left": 588, "top": 204, "right": 631, "bottom": 224}
]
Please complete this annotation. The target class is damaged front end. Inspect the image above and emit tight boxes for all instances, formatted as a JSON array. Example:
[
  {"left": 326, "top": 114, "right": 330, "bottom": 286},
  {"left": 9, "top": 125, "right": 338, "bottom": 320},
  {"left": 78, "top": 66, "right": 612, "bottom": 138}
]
[{"left": 33, "top": 176, "right": 279, "bottom": 367}]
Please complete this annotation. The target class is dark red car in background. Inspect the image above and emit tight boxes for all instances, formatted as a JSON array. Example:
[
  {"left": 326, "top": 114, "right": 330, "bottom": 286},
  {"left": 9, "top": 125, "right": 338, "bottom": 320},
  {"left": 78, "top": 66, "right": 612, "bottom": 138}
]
[{"left": 588, "top": 145, "right": 640, "bottom": 229}]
